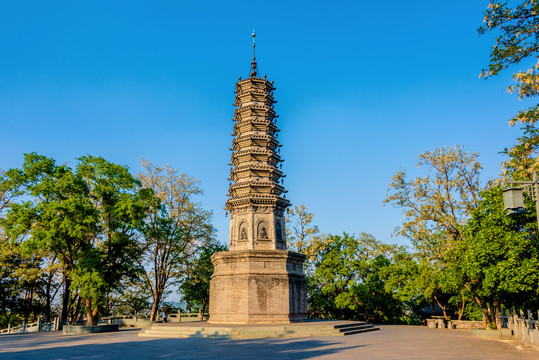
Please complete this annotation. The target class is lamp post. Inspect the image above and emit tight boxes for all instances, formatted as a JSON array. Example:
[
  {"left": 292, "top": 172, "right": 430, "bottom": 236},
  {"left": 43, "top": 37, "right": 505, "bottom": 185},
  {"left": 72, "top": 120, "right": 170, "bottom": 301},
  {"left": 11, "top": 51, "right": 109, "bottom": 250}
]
[{"left": 503, "top": 171, "right": 539, "bottom": 227}]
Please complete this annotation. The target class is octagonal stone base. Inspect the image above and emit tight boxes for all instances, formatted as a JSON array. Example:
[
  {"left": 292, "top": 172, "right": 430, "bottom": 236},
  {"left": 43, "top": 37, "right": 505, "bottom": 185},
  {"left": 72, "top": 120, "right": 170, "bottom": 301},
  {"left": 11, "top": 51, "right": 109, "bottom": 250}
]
[{"left": 208, "top": 250, "right": 307, "bottom": 324}]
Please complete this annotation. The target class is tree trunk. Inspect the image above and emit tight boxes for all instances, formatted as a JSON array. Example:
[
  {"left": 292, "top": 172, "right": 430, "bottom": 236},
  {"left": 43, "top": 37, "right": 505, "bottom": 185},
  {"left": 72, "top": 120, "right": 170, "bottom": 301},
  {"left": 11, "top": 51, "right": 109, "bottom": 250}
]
[
  {"left": 45, "top": 278, "right": 52, "bottom": 322},
  {"left": 433, "top": 295, "right": 447, "bottom": 318},
  {"left": 92, "top": 306, "right": 99, "bottom": 325},
  {"left": 458, "top": 292, "right": 466, "bottom": 320},
  {"left": 61, "top": 276, "right": 71, "bottom": 322},
  {"left": 85, "top": 297, "right": 95, "bottom": 326},
  {"left": 488, "top": 303, "right": 496, "bottom": 328},
  {"left": 494, "top": 300, "right": 502, "bottom": 330},
  {"left": 201, "top": 301, "right": 206, "bottom": 321},
  {"left": 480, "top": 301, "right": 489, "bottom": 329},
  {"left": 73, "top": 295, "right": 83, "bottom": 322},
  {"left": 150, "top": 296, "right": 161, "bottom": 322}
]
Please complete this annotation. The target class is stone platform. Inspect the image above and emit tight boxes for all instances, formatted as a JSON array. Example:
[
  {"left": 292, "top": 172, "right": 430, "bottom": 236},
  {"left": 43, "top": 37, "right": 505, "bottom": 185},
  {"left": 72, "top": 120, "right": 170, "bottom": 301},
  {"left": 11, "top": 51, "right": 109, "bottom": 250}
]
[
  {"left": 209, "top": 250, "right": 307, "bottom": 324},
  {"left": 138, "top": 320, "right": 379, "bottom": 339},
  {"left": 63, "top": 324, "right": 119, "bottom": 334}
]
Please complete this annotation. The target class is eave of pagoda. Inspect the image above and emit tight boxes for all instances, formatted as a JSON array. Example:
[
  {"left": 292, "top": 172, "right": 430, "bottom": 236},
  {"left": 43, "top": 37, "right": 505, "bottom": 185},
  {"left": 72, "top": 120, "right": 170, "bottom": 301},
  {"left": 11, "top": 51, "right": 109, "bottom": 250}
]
[
  {"left": 230, "top": 149, "right": 281, "bottom": 167},
  {"left": 235, "top": 77, "right": 275, "bottom": 92},
  {"left": 234, "top": 91, "right": 275, "bottom": 106},
  {"left": 229, "top": 179, "right": 285, "bottom": 196},
  {"left": 225, "top": 193, "right": 290, "bottom": 210},
  {"left": 230, "top": 163, "right": 282, "bottom": 182},
  {"left": 235, "top": 104, "right": 276, "bottom": 119},
  {"left": 232, "top": 133, "right": 279, "bottom": 151},
  {"left": 233, "top": 119, "right": 278, "bottom": 136}
]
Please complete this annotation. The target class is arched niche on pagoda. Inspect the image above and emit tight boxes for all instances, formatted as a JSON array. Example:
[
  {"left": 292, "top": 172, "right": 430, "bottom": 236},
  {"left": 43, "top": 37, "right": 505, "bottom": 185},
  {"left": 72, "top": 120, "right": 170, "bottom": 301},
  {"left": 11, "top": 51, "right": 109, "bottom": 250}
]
[
  {"left": 238, "top": 221, "right": 248, "bottom": 242},
  {"left": 257, "top": 221, "right": 268, "bottom": 240}
]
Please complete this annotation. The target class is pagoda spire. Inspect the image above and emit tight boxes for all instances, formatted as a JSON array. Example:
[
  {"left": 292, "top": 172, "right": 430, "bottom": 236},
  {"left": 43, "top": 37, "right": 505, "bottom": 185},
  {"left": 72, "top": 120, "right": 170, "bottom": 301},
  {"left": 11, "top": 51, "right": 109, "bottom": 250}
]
[{"left": 250, "top": 30, "right": 257, "bottom": 77}]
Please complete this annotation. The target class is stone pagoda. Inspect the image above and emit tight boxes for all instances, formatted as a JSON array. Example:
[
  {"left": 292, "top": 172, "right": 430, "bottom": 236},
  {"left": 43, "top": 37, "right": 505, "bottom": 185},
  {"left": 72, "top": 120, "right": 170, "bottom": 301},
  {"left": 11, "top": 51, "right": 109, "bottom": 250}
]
[{"left": 208, "top": 33, "right": 307, "bottom": 324}]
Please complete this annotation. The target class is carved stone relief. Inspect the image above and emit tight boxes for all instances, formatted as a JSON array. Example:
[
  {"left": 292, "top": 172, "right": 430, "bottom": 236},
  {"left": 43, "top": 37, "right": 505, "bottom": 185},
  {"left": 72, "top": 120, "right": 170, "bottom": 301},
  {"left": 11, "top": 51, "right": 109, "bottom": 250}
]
[
  {"left": 257, "top": 221, "right": 268, "bottom": 239},
  {"left": 239, "top": 222, "right": 248, "bottom": 241}
]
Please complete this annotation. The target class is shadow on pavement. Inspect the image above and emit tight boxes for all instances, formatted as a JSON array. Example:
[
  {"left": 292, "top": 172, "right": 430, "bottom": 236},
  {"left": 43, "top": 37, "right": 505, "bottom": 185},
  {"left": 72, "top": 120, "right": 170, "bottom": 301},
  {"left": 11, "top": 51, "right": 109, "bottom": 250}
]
[{"left": 0, "top": 334, "right": 367, "bottom": 360}]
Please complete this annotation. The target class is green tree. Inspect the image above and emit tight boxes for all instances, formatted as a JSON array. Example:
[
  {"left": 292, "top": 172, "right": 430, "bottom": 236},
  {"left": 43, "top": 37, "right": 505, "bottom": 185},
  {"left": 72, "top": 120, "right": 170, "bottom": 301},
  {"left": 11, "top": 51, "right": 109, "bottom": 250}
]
[
  {"left": 0, "top": 241, "right": 45, "bottom": 327},
  {"left": 448, "top": 186, "right": 539, "bottom": 328},
  {"left": 384, "top": 146, "right": 483, "bottom": 317},
  {"left": 179, "top": 242, "right": 227, "bottom": 318},
  {"left": 310, "top": 233, "right": 405, "bottom": 323},
  {"left": 74, "top": 155, "right": 151, "bottom": 325},
  {"left": 2, "top": 154, "right": 150, "bottom": 325},
  {"left": 2, "top": 154, "right": 97, "bottom": 323},
  {"left": 381, "top": 253, "right": 442, "bottom": 322},
  {"left": 0, "top": 168, "right": 63, "bottom": 325}
]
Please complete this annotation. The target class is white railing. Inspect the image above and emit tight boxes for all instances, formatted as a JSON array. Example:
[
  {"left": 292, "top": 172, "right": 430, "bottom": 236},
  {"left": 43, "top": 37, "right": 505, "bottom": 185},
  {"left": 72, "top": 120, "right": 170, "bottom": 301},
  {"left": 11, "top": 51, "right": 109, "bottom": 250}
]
[
  {"left": 0, "top": 317, "right": 60, "bottom": 335},
  {"left": 102, "top": 312, "right": 207, "bottom": 321},
  {"left": 0, "top": 311, "right": 209, "bottom": 334},
  {"left": 503, "top": 309, "right": 539, "bottom": 350}
]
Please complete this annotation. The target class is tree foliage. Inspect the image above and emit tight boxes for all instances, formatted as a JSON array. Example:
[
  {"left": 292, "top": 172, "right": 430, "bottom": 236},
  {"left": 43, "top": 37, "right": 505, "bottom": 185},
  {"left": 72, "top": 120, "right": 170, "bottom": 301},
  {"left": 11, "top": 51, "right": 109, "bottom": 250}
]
[
  {"left": 137, "top": 158, "right": 215, "bottom": 321},
  {"left": 308, "top": 233, "right": 407, "bottom": 323},
  {"left": 179, "top": 241, "right": 227, "bottom": 317},
  {"left": 286, "top": 204, "right": 320, "bottom": 254},
  {"left": 447, "top": 186, "right": 539, "bottom": 328},
  {"left": 384, "top": 146, "right": 482, "bottom": 259},
  {"left": 480, "top": 1, "right": 539, "bottom": 176},
  {"left": 1, "top": 154, "right": 151, "bottom": 325}
]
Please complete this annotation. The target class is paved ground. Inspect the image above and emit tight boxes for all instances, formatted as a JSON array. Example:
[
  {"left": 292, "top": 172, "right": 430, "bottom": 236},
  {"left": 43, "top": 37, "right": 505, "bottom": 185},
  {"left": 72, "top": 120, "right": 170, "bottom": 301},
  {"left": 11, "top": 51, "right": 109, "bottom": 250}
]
[{"left": 0, "top": 325, "right": 537, "bottom": 360}]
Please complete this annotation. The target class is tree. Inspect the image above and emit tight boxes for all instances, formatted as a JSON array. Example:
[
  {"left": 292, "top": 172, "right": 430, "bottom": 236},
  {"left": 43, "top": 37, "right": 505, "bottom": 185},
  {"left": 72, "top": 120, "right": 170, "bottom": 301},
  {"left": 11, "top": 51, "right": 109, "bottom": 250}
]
[
  {"left": 137, "top": 159, "right": 216, "bottom": 321},
  {"left": 0, "top": 241, "right": 42, "bottom": 327},
  {"left": 448, "top": 186, "right": 539, "bottom": 328},
  {"left": 0, "top": 169, "right": 20, "bottom": 217},
  {"left": 381, "top": 252, "right": 452, "bottom": 322},
  {"left": 384, "top": 146, "right": 483, "bottom": 318},
  {"left": 179, "top": 242, "right": 227, "bottom": 318},
  {"left": 74, "top": 155, "right": 151, "bottom": 325},
  {"left": 2, "top": 154, "right": 150, "bottom": 325},
  {"left": 2, "top": 154, "right": 98, "bottom": 323},
  {"left": 0, "top": 168, "right": 63, "bottom": 325},
  {"left": 285, "top": 204, "right": 329, "bottom": 277},
  {"left": 109, "top": 278, "right": 152, "bottom": 317},
  {"left": 309, "top": 233, "right": 405, "bottom": 323},
  {"left": 384, "top": 146, "right": 482, "bottom": 259},
  {"left": 286, "top": 204, "right": 320, "bottom": 254},
  {"left": 480, "top": 1, "right": 539, "bottom": 177}
]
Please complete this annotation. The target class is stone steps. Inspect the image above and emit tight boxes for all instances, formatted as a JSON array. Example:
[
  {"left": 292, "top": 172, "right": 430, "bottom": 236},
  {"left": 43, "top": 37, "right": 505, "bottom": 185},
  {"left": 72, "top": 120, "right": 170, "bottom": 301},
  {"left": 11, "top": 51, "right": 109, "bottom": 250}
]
[
  {"left": 334, "top": 323, "right": 379, "bottom": 335},
  {"left": 138, "top": 321, "right": 380, "bottom": 339}
]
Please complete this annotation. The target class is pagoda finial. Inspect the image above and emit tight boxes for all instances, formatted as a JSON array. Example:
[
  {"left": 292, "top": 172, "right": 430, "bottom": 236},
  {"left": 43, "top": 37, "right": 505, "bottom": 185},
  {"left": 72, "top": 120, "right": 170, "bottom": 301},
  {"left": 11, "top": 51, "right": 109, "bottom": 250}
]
[{"left": 250, "top": 30, "right": 257, "bottom": 77}]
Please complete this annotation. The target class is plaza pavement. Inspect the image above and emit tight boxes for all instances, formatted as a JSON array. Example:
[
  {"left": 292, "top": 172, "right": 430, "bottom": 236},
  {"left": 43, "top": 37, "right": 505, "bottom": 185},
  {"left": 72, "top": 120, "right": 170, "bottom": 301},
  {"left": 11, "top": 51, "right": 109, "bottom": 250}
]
[{"left": 0, "top": 325, "right": 537, "bottom": 360}]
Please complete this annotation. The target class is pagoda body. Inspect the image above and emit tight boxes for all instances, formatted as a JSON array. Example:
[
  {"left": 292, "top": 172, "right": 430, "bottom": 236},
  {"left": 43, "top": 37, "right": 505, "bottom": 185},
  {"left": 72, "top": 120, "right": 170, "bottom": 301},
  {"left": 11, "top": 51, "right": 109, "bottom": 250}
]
[
  {"left": 227, "top": 74, "right": 288, "bottom": 251},
  {"left": 208, "top": 35, "right": 307, "bottom": 324}
]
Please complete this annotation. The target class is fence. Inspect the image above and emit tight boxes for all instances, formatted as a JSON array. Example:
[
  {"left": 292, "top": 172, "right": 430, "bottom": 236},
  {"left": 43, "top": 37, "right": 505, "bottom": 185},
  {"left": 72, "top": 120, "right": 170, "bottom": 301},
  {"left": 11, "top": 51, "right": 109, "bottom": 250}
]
[
  {"left": 0, "top": 317, "right": 60, "bottom": 335},
  {"left": 504, "top": 309, "right": 539, "bottom": 350},
  {"left": 101, "top": 312, "right": 207, "bottom": 328},
  {"left": 426, "top": 309, "right": 539, "bottom": 350},
  {"left": 426, "top": 317, "right": 483, "bottom": 330}
]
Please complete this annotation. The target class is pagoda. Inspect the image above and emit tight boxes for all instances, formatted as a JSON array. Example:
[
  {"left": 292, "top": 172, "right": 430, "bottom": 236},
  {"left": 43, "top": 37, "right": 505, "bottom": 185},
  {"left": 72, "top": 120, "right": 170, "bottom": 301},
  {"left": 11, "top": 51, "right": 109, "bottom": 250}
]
[{"left": 208, "top": 33, "right": 307, "bottom": 324}]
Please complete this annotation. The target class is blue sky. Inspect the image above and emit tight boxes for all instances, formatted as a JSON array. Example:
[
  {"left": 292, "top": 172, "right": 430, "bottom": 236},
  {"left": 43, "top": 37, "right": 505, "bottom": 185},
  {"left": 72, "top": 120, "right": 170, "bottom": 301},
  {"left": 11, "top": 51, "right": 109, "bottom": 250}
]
[{"left": 0, "top": 1, "right": 530, "bottom": 248}]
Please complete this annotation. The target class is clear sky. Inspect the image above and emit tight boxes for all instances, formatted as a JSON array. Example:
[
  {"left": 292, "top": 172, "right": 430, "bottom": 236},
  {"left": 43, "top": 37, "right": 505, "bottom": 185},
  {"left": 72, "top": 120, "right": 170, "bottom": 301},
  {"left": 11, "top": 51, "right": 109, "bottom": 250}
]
[{"left": 0, "top": 1, "right": 531, "bottom": 248}]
